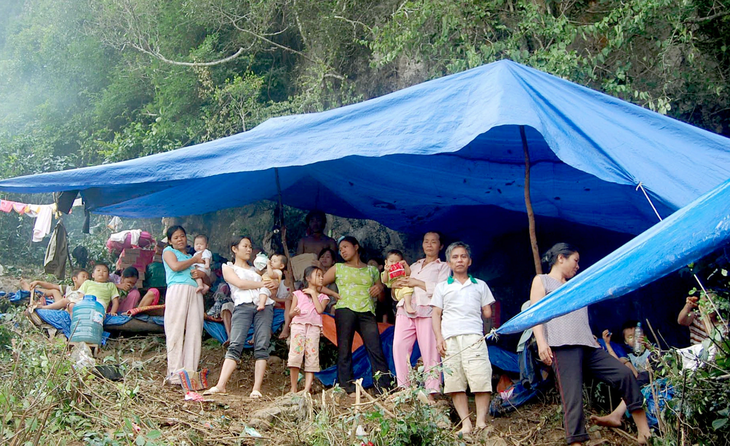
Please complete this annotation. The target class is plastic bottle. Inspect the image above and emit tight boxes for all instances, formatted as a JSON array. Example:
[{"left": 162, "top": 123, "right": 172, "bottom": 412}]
[
  {"left": 633, "top": 322, "right": 644, "bottom": 355},
  {"left": 70, "top": 294, "right": 105, "bottom": 345}
]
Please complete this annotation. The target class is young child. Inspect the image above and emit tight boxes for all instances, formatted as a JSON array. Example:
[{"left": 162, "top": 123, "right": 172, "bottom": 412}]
[
  {"left": 258, "top": 253, "right": 287, "bottom": 311},
  {"left": 381, "top": 250, "right": 416, "bottom": 315},
  {"left": 431, "top": 242, "right": 495, "bottom": 436},
  {"left": 77, "top": 263, "right": 121, "bottom": 316},
  {"left": 193, "top": 234, "right": 213, "bottom": 295},
  {"left": 30, "top": 269, "right": 90, "bottom": 312},
  {"left": 287, "top": 266, "right": 329, "bottom": 393}
]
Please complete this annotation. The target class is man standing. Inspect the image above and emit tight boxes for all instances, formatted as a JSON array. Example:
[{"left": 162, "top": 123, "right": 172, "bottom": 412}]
[
  {"left": 296, "top": 210, "right": 337, "bottom": 255},
  {"left": 431, "top": 241, "right": 495, "bottom": 436}
]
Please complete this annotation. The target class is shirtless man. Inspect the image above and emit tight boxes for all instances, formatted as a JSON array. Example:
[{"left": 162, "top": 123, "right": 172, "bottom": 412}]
[{"left": 296, "top": 210, "right": 337, "bottom": 255}]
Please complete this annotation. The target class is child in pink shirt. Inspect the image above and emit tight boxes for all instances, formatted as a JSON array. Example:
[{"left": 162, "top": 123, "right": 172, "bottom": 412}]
[{"left": 287, "top": 266, "right": 332, "bottom": 393}]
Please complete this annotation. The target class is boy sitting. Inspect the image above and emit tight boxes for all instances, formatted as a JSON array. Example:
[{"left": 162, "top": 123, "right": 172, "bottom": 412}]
[
  {"left": 431, "top": 241, "right": 495, "bottom": 436},
  {"left": 77, "top": 263, "right": 120, "bottom": 316},
  {"left": 30, "top": 269, "right": 90, "bottom": 311}
]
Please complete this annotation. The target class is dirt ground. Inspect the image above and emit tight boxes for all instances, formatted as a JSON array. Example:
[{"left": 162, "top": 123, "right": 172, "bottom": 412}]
[{"left": 1, "top": 272, "right": 640, "bottom": 445}]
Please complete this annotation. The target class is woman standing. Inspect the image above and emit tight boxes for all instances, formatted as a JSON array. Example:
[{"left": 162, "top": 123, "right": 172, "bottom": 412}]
[
  {"left": 391, "top": 231, "right": 451, "bottom": 397},
  {"left": 205, "top": 236, "right": 277, "bottom": 398},
  {"left": 322, "top": 236, "right": 391, "bottom": 394},
  {"left": 531, "top": 243, "right": 650, "bottom": 445},
  {"left": 162, "top": 225, "right": 204, "bottom": 384}
]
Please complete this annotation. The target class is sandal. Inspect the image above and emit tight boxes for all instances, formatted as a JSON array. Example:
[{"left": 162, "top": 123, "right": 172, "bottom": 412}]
[
  {"left": 202, "top": 386, "right": 228, "bottom": 396},
  {"left": 249, "top": 390, "right": 262, "bottom": 399}
]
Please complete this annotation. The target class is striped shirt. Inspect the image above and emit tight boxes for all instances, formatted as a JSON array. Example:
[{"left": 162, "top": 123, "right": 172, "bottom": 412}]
[{"left": 689, "top": 315, "right": 708, "bottom": 345}]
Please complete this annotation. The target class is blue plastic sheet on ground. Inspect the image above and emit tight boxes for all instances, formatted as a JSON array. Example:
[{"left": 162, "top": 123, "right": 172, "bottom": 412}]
[
  {"left": 35, "top": 309, "right": 165, "bottom": 345},
  {"left": 203, "top": 308, "right": 286, "bottom": 347},
  {"left": 315, "top": 327, "right": 518, "bottom": 388},
  {"left": 36, "top": 309, "right": 111, "bottom": 345},
  {"left": 642, "top": 378, "right": 674, "bottom": 429},
  {"left": 488, "top": 345, "right": 520, "bottom": 374},
  {"left": 490, "top": 379, "right": 553, "bottom": 416}
]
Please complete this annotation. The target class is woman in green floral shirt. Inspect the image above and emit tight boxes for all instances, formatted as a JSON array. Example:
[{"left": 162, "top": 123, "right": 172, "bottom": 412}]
[{"left": 323, "top": 236, "right": 392, "bottom": 394}]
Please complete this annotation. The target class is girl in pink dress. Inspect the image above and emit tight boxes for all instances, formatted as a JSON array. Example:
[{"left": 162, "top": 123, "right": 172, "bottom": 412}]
[{"left": 287, "top": 266, "right": 331, "bottom": 393}]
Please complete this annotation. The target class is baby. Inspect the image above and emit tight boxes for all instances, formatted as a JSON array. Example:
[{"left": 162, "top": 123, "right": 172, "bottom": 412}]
[
  {"left": 255, "top": 253, "right": 287, "bottom": 311},
  {"left": 193, "top": 234, "right": 213, "bottom": 295},
  {"left": 381, "top": 249, "right": 416, "bottom": 315}
]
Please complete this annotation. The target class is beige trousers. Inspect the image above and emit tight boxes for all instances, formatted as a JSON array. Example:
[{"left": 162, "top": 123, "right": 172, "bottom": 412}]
[{"left": 164, "top": 284, "right": 204, "bottom": 380}]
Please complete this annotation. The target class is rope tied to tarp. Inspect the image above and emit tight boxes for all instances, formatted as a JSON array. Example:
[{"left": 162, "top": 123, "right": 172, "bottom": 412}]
[{"left": 636, "top": 181, "right": 728, "bottom": 331}]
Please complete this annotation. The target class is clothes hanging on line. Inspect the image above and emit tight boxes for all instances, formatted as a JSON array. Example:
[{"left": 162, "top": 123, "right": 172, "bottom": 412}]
[{"left": 32, "top": 205, "right": 54, "bottom": 242}]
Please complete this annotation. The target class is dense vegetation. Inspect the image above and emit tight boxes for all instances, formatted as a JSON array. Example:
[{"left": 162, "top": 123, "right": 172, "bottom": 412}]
[{"left": 0, "top": 0, "right": 728, "bottom": 184}]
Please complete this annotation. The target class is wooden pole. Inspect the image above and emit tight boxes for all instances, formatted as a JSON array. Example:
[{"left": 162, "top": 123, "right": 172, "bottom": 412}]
[
  {"left": 275, "top": 168, "right": 296, "bottom": 292},
  {"left": 521, "top": 126, "right": 542, "bottom": 275}
]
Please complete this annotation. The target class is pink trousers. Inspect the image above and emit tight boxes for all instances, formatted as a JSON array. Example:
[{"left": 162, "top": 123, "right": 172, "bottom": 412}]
[
  {"left": 392, "top": 312, "right": 442, "bottom": 392},
  {"left": 164, "top": 284, "right": 204, "bottom": 380}
]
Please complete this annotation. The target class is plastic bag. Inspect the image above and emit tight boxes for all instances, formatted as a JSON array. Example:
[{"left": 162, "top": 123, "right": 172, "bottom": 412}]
[{"left": 70, "top": 342, "right": 95, "bottom": 370}]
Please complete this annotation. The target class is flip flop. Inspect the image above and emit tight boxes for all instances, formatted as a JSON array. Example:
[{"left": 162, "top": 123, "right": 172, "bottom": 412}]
[
  {"left": 202, "top": 386, "right": 228, "bottom": 396},
  {"left": 249, "top": 390, "right": 262, "bottom": 399}
]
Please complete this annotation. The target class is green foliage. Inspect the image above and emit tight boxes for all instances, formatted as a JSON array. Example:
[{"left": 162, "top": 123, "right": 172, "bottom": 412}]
[
  {"left": 1, "top": 0, "right": 727, "bottom": 183},
  {"left": 651, "top": 271, "right": 730, "bottom": 445}
]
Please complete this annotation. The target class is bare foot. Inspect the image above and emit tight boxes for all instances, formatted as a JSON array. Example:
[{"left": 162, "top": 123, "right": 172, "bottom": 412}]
[
  {"left": 278, "top": 329, "right": 290, "bottom": 339},
  {"left": 19, "top": 278, "right": 31, "bottom": 291},
  {"left": 202, "top": 283, "right": 210, "bottom": 294},
  {"left": 457, "top": 417, "right": 473, "bottom": 436},
  {"left": 637, "top": 430, "right": 651, "bottom": 445},
  {"left": 590, "top": 413, "right": 622, "bottom": 428}
]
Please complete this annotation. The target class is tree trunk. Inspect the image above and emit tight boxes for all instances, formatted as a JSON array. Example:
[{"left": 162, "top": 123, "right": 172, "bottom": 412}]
[{"left": 521, "top": 126, "right": 542, "bottom": 275}]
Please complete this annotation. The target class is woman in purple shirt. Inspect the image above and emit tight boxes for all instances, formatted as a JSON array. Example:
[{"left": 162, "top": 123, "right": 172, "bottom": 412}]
[{"left": 391, "top": 231, "right": 451, "bottom": 398}]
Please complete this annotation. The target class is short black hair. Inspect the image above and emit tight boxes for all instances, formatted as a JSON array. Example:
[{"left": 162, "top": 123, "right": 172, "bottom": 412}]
[
  {"left": 386, "top": 249, "right": 404, "bottom": 260},
  {"left": 72, "top": 269, "right": 88, "bottom": 278},
  {"left": 166, "top": 225, "right": 186, "bottom": 244},
  {"left": 621, "top": 320, "right": 640, "bottom": 331},
  {"left": 122, "top": 266, "right": 139, "bottom": 279},
  {"left": 305, "top": 210, "right": 327, "bottom": 225},
  {"left": 94, "top": 263, "right": 109, "bottom": 272}
]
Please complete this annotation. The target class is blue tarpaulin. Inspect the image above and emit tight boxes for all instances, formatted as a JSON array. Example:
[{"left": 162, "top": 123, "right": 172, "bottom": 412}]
[
  {"left": 496, "top": 177, "right": 730, "bottom": 335},
  {"left": 1, "top": 60, "right": 728, "bottom": 238},
  {"left": 203, "top": 308, "right": 286, "bottom": 346},
  {"left": 4, "top": 60, "right": 730, "bottom": 344}
]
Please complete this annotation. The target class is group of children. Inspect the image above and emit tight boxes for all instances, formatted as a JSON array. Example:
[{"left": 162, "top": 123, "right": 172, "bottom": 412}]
[
  {"left": 31, "top": 264, "right": 120, "bottom": 315},
  {"left": 30, "top": 262, "right": 160, "bottom": 317}
]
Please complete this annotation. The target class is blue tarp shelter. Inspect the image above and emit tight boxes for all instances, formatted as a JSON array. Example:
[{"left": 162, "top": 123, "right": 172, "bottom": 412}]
[
  {"left": 1, "top": 60, "right": 728, "bottom": 240},
  {"left": 2, "top": 60, "right": 729, "bottom": 339},
  {"left": 496, "top": 177, "right": 730, "bottom": 335}
]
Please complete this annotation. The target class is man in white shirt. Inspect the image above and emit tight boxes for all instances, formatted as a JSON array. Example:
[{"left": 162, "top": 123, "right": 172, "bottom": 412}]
[{"left": 432, "top": 241, "right": 495, "bottom": 436}]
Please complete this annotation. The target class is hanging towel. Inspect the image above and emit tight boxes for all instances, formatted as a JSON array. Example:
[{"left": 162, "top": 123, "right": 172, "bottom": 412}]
[
  {"left": 0, "top": 200, "right": 12, "bottom": 213},
  {"left": 12, "top": 201, "right": 26, "bottom": 214},
  {"left": 44, "top": 221, "right": 69, "bottom": 278},
  {"left": 33, "top": 205, "right": 54, "bottom": 242}
]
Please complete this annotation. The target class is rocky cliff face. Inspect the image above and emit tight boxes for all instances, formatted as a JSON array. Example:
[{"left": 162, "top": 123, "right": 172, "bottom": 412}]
[{"left": 162, "top": 201, "right": 420, "bottom": 263}]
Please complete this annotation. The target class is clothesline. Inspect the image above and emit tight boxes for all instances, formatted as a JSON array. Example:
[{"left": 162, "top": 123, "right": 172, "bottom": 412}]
[{"left": 0, "top": 197, "right": 82, "bottom": 242}]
